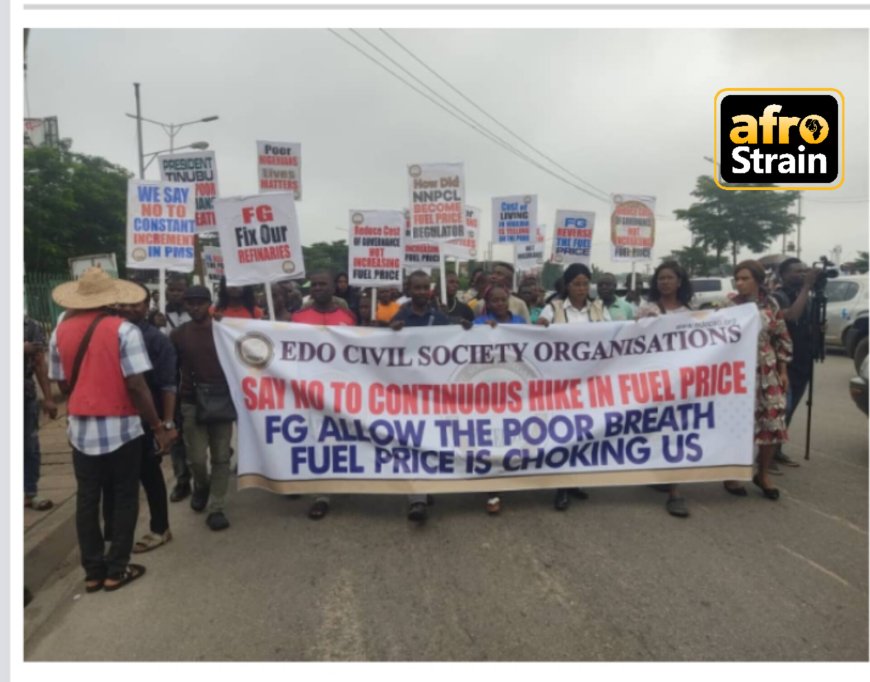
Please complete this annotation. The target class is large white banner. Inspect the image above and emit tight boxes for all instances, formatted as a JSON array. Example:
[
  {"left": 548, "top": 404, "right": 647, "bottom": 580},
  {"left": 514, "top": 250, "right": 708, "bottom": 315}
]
[
  {"left": 553, "top": 210, "right": 594, "bottom": 266},
  {"left": 407, "top": 162, "right": 465, "bottom": 242},
  {"left": 214, "top": 193, "right": 304, "bottom": 285},
  {"left": 257, "top": 140, "right": 302, "bottom": 201},
  {"left": 126, "top": 179, "right": 196, "bottom": 272},
  {"left": 492, "top": 194, "right": 536, "bottom": 243},
  {"left": 348, "top": 210, "right": 404, "bottom": 288},
  {"left": 158, "top": 151, "right": 219, "bottom": 233},
  {"left": 611, "top": 194, "right": 655, "bottom": 262},
  {"left": 214, "top": 305, "right": 760, "bottom": 494}
]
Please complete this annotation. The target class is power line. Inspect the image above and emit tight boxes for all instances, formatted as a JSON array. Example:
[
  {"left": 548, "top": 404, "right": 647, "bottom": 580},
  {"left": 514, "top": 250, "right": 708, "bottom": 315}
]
[
  {"left": 328, "top": 29, "right": 612, "bottom": 205},
  {"left": 379, "top": 28, "right": 612, "bottom": 200},
  {"left": 804, "top": 197, "right": 869, "bottom": 204}
]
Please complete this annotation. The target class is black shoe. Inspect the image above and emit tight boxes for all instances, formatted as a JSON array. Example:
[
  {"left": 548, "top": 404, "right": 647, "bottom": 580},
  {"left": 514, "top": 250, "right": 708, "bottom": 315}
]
[
  {"left": 190, "top": 486, "right": 210, "bottom": 512},
  {"left": 170, "top": 482, "right": 191, "bottom": 503},
  {"left": 553, "top": 489, "right": 570, "bottom": 511},
  {"left": 753, "top": 475, "right": 780, "bottom": 501},
  {"left": 774, "top": 451, "right": 800, "bottom": 467},
  {"left": 568, "top": 488, "right": 589, "bottom": 500},
  {"left": 206, "top": 511, "right": 230, "bottom": 531},
  {"left": 666, "top": 496, "right": 690, "bottom": 517},
  {"left": 407, "top": 502, "right": 427, "bottom": 522}
]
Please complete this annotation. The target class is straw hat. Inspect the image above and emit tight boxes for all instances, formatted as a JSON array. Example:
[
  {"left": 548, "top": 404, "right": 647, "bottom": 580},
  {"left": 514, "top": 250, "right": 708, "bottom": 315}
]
[{"left": 51, "top": 266, "right": 146, "bottom": 310}]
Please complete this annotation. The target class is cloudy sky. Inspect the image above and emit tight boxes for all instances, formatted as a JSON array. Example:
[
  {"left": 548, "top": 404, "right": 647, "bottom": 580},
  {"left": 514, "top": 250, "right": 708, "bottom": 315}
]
[{"left": 24, "top": 28, "right": 869, "bottom": 274}]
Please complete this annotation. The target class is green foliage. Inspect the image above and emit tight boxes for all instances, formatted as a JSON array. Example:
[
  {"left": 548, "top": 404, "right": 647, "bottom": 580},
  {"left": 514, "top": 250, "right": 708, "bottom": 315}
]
[
  {"left": 24, "top": 147, "right": 132, "bottom": 275},
  {"left": 854, "top": 251, "right": 869, "bottom": 274},
  {"left": 301, "top": 240, "right": 349, "bottom": 278},
  {"left": 673, "top": 176, "right": 800, "bottom": 269},
  {"left": 661, "top": 245, "right": 727, "bottom": 277}
]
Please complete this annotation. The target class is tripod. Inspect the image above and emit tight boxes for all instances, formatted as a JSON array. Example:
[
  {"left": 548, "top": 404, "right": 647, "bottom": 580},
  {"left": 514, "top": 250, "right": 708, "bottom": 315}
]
[{"left": 804, "top": 288, "right": 827, "bottom": 460}]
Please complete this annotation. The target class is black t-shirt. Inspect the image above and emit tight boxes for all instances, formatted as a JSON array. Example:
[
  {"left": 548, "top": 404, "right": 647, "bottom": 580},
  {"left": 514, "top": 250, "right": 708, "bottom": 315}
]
[
  {"left": 392, "top": 303, "right": 450, "bottom": 327},
  {"left": 444, "top": 298, "right": 475, "bottom": 325},
  {"left": 773, "top": 286, "right": 813, "bottom": 376}
]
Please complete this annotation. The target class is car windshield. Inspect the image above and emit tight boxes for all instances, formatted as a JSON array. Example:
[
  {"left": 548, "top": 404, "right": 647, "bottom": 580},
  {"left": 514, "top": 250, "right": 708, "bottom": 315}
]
[
  {"left": 691, "top": 279, "right": 723, "bottom": 292},
  {"left": 825, "top": 280, "right": 860, "bottom": 303}
]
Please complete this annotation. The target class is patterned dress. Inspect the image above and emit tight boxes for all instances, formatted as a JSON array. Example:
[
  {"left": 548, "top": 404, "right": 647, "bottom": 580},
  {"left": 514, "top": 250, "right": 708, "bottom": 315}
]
[{"left": 724, "top": 295, "right": 793, "bottom": 445}]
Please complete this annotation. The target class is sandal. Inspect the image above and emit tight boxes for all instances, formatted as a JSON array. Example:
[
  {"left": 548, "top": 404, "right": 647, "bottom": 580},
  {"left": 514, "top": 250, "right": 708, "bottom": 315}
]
[
  {"left": 486, "top": 495, "right": 501, "bottom": 515},
  {"left": 308, "top": 500, "right": 329, "bottom": 520},
  {"left": 103, "top": 564, "right": 146, "bottom": 592},
  {"left": 132, "top": 530, "right": 172, "bottom": 554},
  {"left": 25, "top": 495, "right": 53, "bottom": 511},
  {"left": 723, "top": 481, "right": 748, "bottom": 497},
  {"left": 85, "top": 578, "right": 104, "bottom": 593}
]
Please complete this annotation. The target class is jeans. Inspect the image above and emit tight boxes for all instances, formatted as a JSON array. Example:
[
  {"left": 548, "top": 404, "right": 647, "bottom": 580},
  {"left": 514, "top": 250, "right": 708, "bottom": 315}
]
[
  {"left": 73, "top": 438, "right": 142, "bottom": 580},
  {"left": 181, "top": 403, "right": 233, "bottom": 513},
  {"left": 24, "top": 395, "right": 41, "bottom": 496},
  {"left": 103, "top": 427, "right": 169, "bottom": 538},
  {"left": 170, "top": 403, "right": 191, "bottom": 487}
]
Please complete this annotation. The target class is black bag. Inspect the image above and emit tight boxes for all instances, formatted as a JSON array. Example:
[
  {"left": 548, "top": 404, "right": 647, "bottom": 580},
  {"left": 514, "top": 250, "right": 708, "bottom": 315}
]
[{"left": 192, "top": 372, "right": 236, "bottom": 424}]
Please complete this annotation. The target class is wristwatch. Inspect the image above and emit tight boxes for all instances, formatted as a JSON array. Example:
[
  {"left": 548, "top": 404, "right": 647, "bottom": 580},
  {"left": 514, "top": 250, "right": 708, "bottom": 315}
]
[{"left": 162, "top": 421, "right": 177, "bottom": 431}]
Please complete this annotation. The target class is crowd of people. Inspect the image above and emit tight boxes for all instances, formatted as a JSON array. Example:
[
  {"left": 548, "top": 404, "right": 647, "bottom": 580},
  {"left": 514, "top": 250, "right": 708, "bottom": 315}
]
[{"left": 23, "top": 256, "right": 821, "bottom": 593}]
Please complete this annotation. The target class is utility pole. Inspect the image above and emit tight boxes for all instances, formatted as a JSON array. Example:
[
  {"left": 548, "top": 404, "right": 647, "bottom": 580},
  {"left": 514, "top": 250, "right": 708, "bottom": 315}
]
[{"left": 134, "top": 83, "right": 144, "bottom": 179}]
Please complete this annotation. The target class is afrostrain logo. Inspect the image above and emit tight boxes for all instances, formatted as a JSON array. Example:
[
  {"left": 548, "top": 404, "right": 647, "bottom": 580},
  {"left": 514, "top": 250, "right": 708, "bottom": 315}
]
[{"left": 714, "top": 88, "right": 844, "bottom": 190}]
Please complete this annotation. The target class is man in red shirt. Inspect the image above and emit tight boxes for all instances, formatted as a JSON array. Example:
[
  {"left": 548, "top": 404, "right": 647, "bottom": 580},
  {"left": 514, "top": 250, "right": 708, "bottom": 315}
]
[{"left": 291, "top": 271, "right": 355, "bottom": 518}]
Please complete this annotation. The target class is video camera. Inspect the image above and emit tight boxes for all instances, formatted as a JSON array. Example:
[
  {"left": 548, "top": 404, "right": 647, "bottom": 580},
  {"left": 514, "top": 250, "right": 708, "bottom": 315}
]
[{"left": 811, "top": 255, "right": 838, "bottom": 293}]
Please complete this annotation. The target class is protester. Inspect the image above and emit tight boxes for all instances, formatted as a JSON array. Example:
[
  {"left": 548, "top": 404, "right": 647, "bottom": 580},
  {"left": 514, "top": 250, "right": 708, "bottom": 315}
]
[
  {"left": 357, "top": 291, "right": 374, "bottom": 326},
  {"left": 281, "top": 280, "right": 304, "bottom": 315},
  {"left": 441, "top": 272, "right": 476, "bottom": 325},
  {"left": 109, "top": 284, "right": 178, "bottom": 552},
  {"left": 470, "top": 262, "right": 531, "bottom": 323},
  {"left": 213, "top": 276, "right": 264, "bottom": 320},
  {"left": 536, "top": 263, "right": 603, "bottom": 510},
  {"left": 269, "top": 282, "right": 294, "bottom": 322},
  {"left": 597, "top": 272, "right": 634, "bottom": 320},
  {"left": 390, "top": 271, "right": 452, "bottom": 523},
  {"left": 171, "top": 286, "right": 235, "bottom": 531},
  {"left": 376, "top": 287, "right": 401, "bottom": 324},
  {"left": 49, "top": 267, "right": 175, "bottom": 592},
  {"left": 335, "top": 272, "right": 361, "bottom": 321},
  {"left": 517, "top": 277, "right": 543, "bottom": 323},
  {"left": 163, "top": 274, "right": 191, "bottom": 333},
  {"left": 771, "top": 258, "right": 821, "bottom": 470},
  {"left": 635, "top": 261, "right": 693, "bottom": 518},
  {"left": 722, "top": 260, "right": 793, "bottom": 500},
  {"left": 623, "top": 273, "right": 644, "bottom": 311},
  {"left": 460, "top": 267, "right": 487, "bottom": 304},
  {"left": 24, "top": 314, "right": 58, "bottom": 511},
  {"left": 148, "top": 309, "right": 167, "bottom": 330}
]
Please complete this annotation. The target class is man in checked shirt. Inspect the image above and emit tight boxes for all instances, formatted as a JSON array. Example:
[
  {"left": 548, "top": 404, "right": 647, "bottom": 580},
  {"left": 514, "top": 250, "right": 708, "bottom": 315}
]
[{"left": 49, "top": 268, "right": 176, "bottom": 593}]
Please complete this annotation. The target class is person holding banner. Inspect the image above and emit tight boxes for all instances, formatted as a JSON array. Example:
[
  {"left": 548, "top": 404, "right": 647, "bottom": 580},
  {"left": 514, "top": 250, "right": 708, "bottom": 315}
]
[
  {"left": 536, "top": 263, "right": 605, "bottom": 511},
  {"left": 213, "top": 276, "right": 264, "bottom": 320},
  {"left": 171, "top": 286, "right": 236, "bottom": 531},
  {"left": 597, "top": 273, "right": 634, "bottom": 321},
  {"left": 460, "top": 268, "right": 487, "bottom": 304},
  {"left": 269, "top": 282, "right": 294, "bottom": 322},
  {"left": 518, "top": 277, "right": 544, "bottom": 324},
  {"left": 470, "top": 263, "right": 531, "bottom": 323},
  {"left": 290, "top": 271, "right": 356, "bottom": 520},
  {"left": 335, "top": 272, "right": 361, "bottom": 322},
  {"left": 441, "top": 272, "right": 475, "bottom": 325},
  {"left": 721, "top": 260, "right": 793, "bottom": 500},
  {"left": 635, "top": 261, "right": 694, "bottom": 518}
]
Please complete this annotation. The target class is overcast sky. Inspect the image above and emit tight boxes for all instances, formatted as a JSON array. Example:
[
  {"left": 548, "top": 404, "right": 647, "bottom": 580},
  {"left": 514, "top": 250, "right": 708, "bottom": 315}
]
[{"left": 25, "top": 28, "right": 869, "bottom": 274}]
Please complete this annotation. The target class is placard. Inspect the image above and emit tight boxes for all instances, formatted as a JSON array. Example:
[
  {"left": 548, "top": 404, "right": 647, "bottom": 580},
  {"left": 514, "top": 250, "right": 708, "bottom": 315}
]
[
  {"left": 126, "top": 179, "right": 196, "bottom": 272},
  {"left": 158, "top": 151, "right": 219, "bottom": 233}
]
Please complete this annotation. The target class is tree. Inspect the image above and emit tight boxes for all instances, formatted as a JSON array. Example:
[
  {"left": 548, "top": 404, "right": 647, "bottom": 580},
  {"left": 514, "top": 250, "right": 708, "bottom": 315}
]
[
  {"left": 661, "top": 246, "right": 726, "bottom": 277},
  {"left": 24, "top": 147, "right": 132, "bottom": 274},
  {"left": 854, "top": 251, "right": 869, "bottom": 274},
  {"left": 673, "top": 176, "right": 800, "bottom": 269},
  {"left": 301, "top": 240, "right": 349, "bottom": 277}
]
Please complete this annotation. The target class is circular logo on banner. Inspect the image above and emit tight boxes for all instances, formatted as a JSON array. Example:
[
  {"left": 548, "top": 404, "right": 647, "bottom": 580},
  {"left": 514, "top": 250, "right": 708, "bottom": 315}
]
[
  {"left": 409, "top": 165, "right": 422, "bottom": 178},
  {"left": 131, "top": 248, "right": 147, "bottom": 262},
  {"left": 523, "top": 196, "right": 532, "bottom": 205},
  {"left": 282, "top": 260, "right": 296, "bottom": 274},
  {"left": 236, "top": 332, "right": 274, "bottom": 370},
  {"left": 351, "top": 212, "right": 365, "bottom": 225}
]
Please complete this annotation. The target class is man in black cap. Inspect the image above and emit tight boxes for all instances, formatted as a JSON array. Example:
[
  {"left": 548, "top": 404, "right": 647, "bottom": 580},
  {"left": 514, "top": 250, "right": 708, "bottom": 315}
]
[{"left": 170, "top": 286, "right": 236, "bottom": 531}]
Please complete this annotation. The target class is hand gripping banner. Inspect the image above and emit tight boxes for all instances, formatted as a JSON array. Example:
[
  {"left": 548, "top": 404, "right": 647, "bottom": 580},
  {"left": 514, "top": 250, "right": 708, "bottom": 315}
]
[{"left": 213, "top": 305, "right": 760, "bottom": 495}]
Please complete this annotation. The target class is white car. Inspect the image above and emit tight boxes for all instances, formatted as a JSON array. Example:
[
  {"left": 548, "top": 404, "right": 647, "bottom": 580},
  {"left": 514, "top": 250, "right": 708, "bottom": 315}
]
[
  {"left": 690, "top": 277, "right": 736, "bottom": 309},
  {"left": 825, "top": 275, "right": 869, "bottom": 352}
]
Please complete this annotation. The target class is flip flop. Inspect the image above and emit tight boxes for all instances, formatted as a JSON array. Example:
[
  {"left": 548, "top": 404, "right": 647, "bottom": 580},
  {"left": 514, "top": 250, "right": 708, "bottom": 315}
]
[
  {"left": 85, "top": 578, "right": 104, "bottom": 593},
  {"left": 132, "top": 530, "right": 172, "bottom": 553},
  {"left": 103, "top": 564, "right": 146, "bottom": 592},
  {"left": 308, "top": 500, "right": 329, "bottom": 520}
]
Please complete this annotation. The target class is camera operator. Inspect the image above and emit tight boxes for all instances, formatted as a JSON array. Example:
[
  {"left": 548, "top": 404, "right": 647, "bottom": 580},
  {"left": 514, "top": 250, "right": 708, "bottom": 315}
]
[{"left": 771, "top": 258, "right": 821, "bottom": 469}]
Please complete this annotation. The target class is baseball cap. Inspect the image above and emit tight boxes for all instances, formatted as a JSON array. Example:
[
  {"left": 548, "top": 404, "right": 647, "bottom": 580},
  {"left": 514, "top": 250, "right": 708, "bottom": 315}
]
[{"left": 183, "top": 285, "right": 212, "bottom": 302}]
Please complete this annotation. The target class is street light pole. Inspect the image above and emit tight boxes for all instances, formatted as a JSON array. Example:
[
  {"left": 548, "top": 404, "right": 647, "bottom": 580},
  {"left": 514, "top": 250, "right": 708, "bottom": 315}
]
[{"left": 134, "top": 83, "right": 144, "bottom": 179}]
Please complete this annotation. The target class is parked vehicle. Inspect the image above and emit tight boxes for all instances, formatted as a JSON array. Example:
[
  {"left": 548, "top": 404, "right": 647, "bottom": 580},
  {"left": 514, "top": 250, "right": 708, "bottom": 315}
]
[
  {"left": 845, "top": 311, "right": 868, "bottom": 373},
  {"left": 824, "top": 275, "right": 869, "bottom": 353},
  {"left": 848, "top": 355, "right": 868, "bottom": 415},
  {"left": 690, "top": 277, "right": 736, "bottom": 309}
]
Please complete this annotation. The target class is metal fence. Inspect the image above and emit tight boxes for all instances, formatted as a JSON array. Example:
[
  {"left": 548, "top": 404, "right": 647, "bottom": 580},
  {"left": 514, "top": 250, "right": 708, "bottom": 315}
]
[{"left": 24, "top": 272, "right": 67, "bottom": 330}]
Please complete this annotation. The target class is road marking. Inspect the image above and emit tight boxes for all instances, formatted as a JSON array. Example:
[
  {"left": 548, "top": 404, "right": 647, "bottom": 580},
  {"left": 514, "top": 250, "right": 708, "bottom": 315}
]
[
  {"left": 777, "top": 544, "right": 857, "bottom": 591},
  {"left": 784, "top": 494, "right": 867, "bottom": 536}
]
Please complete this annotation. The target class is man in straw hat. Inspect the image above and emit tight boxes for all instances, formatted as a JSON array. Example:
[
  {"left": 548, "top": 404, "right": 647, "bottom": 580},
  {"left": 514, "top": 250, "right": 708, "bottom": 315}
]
[{"left": 48, "top": 267, "right": 177, "bottom": 593}]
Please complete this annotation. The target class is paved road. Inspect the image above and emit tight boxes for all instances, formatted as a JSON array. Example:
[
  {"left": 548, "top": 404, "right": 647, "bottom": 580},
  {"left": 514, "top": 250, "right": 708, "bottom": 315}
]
[{"left": 24, "top": 354, "right": 868, "bottom": 661}]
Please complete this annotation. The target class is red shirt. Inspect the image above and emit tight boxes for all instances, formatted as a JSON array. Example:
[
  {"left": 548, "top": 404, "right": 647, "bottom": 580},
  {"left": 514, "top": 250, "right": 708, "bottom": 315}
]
[
  {"left": 291, "top": 307, "right": 356, "bottom": 326},
  {"left": 211, "top": 304, "right": 264, "bottom": 319}
]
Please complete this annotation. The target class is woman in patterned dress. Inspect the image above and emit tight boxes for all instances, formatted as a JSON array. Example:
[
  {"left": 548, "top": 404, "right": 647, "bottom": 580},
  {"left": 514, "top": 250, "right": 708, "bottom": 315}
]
[{"left": 723, "top": 260, "right": 793, "bottom": 500}]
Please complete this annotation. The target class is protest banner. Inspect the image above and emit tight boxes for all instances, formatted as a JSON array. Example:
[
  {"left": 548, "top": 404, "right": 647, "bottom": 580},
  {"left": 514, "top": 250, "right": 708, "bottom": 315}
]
[
  {"left": 348, "top": 210, "right": 404, "bottom": 288},
  {"left": 213, "top": 304, "right": 759, "bottom": 494},
  {"left": 158, "top": 151, "right": 219, "bottom": 233},
  {"left": 553, "top": 210, "right": 595, "bottom": 266},
  {"left": 611, "top": 194, "right": 655, "bottom": 261},
  {"left": 514, "top": 241, "right": 544, "bottom": 273},
  {"left": 202, "top": 245, "right": 225, "bottom": 283},
  {"left": 213, "top": 193, "right": 304, "bottom": 287},
  {"left": 257, "top": 141, "right": 302, "bottom": 201},
  {"left": 407, "top": 163, "right": 465, "bottom": 242},
  {"left": 126, "top": 179, "right": 196, "bottom": 272},
  {"left": 492, "top": 195, "right": 536, "bottom": 243},
  {"left": 443, "top": 205, "right": 480, "bottom": 261}
]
